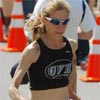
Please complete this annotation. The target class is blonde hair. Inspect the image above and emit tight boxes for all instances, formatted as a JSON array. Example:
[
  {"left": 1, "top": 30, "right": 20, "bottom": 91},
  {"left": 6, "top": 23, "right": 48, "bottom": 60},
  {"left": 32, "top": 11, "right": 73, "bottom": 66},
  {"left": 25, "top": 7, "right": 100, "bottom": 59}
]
[{"left": 25, "top": 0, "right": 71, "bottom": 40}]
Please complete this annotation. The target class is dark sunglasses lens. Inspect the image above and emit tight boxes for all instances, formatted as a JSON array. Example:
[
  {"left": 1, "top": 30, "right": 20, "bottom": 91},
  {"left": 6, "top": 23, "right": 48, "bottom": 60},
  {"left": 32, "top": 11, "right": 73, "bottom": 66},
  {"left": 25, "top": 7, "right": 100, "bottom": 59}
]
[
  {"left": 63, "top": 19, "right": 69, "bottom": 25},
  {"left": 50, "top": 19, "right": 59, "bottom": 25},
  {"left": 50, "top": 18, "right": 69, "bottom": 25}
]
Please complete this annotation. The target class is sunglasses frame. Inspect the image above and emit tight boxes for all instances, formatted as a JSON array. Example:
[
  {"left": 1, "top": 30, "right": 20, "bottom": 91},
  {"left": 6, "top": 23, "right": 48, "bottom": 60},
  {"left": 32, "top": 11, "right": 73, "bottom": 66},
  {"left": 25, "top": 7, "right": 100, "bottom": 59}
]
[{"left": 45, "top": 17, "right": 69, "bottom": 25}]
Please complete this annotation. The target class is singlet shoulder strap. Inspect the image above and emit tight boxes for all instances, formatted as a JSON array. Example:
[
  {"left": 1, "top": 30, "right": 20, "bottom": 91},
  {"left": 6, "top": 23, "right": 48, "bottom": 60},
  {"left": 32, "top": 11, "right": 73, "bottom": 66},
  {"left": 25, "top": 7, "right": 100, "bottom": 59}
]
[
  {"left": 37, "top": 38, "right": 47, "bottom": 53},
  {"left": 63, "top": 37, "right": 73, "bottom": 54},
  {"left": 37, "top": 38, "right": 44, "bottom": 49}
]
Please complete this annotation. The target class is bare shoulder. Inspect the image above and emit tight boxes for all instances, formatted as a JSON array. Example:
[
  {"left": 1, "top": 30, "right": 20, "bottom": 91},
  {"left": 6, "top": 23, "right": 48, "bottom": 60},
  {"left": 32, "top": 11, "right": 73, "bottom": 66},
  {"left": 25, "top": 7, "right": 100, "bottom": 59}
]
[
  {"left": 68, "top": 39, "right": 78, "bottom": 53},
  {"left": 20, "top": 40, "right": 40, "bottom": 64}
]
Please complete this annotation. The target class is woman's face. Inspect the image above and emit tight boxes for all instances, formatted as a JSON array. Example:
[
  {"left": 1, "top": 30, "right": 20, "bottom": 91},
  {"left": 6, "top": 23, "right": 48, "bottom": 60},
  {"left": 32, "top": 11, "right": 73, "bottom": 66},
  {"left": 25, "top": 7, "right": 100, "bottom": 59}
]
[{"left": 44, "top": 9, "right": 69, "bottom": 38}]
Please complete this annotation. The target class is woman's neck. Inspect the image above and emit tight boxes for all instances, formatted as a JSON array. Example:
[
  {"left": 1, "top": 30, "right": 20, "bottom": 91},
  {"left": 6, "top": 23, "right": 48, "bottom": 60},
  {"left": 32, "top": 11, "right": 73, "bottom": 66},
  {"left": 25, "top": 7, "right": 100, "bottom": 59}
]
[{"left": 42, "top": 35, "right": 65, "bottom": 49}]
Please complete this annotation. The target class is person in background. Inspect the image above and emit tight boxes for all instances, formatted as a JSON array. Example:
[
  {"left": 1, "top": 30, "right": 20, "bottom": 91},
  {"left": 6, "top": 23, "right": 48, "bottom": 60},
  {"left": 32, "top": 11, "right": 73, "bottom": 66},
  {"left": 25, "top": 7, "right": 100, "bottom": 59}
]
[
  {"left": 22, "top": 0, "right": 37, "bottom": 19},
  {"left": 1, "top": 0, "right": 37, "bottom": 37},
  {"left": 77, "top": 0, "right": 96, "bottom": 68},
  {"left": 22, "top": 0, "right": 37, "bottom": 42},
  {"left": 2, "top": 0, "right": 13, "bottom": 36},
  {"left": 8, "top": 0, "right": 80, "bottom": 100}
]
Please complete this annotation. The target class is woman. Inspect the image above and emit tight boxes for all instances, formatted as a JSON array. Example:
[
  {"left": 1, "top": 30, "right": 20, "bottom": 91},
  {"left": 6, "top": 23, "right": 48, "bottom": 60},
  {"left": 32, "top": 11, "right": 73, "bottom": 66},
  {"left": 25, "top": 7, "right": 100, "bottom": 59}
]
[{"left": 8, "top": 0, "right": 80, "bottom": 100}]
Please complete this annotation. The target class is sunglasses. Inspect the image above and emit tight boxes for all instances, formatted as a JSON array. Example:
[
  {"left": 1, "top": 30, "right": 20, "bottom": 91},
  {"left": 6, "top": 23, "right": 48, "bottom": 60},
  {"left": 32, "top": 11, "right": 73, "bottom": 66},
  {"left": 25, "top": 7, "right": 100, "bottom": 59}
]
[{"left": 45, "top": 17, "right": 69, "bottom": 25}]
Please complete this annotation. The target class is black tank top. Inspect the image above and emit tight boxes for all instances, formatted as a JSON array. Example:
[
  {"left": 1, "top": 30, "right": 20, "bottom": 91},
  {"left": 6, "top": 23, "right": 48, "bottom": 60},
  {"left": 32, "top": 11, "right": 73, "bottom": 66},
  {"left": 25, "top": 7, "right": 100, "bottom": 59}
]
[{"left": 28, "top": 37, "right": 73, "bottom": 90}]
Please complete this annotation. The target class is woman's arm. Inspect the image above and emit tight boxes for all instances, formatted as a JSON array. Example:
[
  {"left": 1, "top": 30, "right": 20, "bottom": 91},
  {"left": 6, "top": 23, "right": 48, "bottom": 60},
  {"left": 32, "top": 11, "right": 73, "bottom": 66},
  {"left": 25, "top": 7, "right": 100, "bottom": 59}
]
[
  {"left": 68, "top": 39, "right": 77, "bottom": 93},
  {"left": 8, "top": 54, "right": 30, "bottom": 100},
  {"left": 68, "top": 54, "right": 81, "bottom": 100},
  {"left": 68, "top": 84, "right": 81, "bottom": 100},
  {"left": 68, "top": 39, "right": 81, "bottom": 100},
  {"left": 8, "top": 42, "right": 40, "bottom": 100}
]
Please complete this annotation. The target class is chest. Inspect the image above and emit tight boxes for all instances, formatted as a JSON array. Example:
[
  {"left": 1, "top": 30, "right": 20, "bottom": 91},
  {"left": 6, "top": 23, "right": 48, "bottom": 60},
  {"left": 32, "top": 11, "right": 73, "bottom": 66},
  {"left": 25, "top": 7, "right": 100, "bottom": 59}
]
[{"left": 30, "top": 47, "right": 73, "bottom": 79}]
